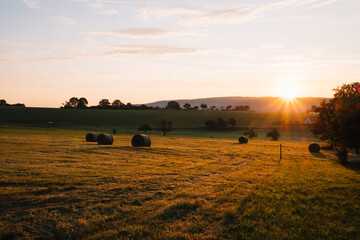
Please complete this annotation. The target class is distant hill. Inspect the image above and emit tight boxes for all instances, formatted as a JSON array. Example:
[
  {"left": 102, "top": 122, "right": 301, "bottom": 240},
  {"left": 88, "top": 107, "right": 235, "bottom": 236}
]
[{"left": 146, "top": 96, "right": 327, "bottom": 112}]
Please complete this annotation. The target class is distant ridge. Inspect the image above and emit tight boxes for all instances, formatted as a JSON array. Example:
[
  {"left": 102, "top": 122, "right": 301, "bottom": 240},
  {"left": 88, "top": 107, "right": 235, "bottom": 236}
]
[{"left": 146, "top": 96, "right": 327, "bottom": 112}]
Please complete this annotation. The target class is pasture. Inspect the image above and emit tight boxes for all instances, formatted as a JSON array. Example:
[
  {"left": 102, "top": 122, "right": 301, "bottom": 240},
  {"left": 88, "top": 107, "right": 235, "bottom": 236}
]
[
  {"left": 0, "top": 127, "right": 359, "bottom": 239},
  {"left": 0, "top": 107, "right": 315, "bottom": 141}
]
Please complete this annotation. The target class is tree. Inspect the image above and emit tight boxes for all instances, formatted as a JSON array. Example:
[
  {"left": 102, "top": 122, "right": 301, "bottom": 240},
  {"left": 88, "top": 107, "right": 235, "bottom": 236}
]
[
  {"left": 78, "top": 97, "right": 88, "bottom": 108},
  {"left": 205, "top": 120, "right": 217, "bottom": 129},
  {"left": 193, "top": 106, "right": 199, "bottom": 110},
  {"left": 183, "top": 103, "right": 191, "bottom": 110},
  {"left": 311, "top": 82, "right": 360, "bottom": 163},
  {"left": 217, "top": 118, "right": 227, "bottom": 129},
  {"left": 99, "top": 99, "right": 110, "bottom": 109},
  {"left": 200, "top": 103, "right": 207, "bottom": 110},
  {"left": 0, "top": 99, "right": 7, "bottom": 106},
  {"left": 227, "top": 118, "right": 237, "bottom": 128},
  {"left": 139, "top": 123, "right": 152, "bottom": 134},
  {"left": 226, "top": 105, "right": 232, "bottom": 111},
  {"left": 112, "top": 99, "right": 124, "bottom": 109},
  {"left": 157, "top": 120, "right": 173, "bottom": 136},
  {"left": 166, "top": 101, "right": 180, "bottom": 110},
  {"left": 243, "top": 128, "right": 258, "bottom": 139},
  {"left": 210, "top": 105, "right": 217, "bottom": 111},
  {"left": 267, "top": 128, "right": 280, "bottom": 141},
  {"left": 63, "top": 97, "right": 79, "bottom": 108}
]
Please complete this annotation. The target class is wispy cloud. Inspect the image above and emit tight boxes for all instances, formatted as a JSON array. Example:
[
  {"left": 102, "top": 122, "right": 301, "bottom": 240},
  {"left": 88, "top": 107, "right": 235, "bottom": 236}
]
[
  {"left": 22, "top": 0, "right": 40, "bottom": 9},
  {"left": 72, "top": 0, "right": 118, "bottom": 15},
  {"left": 135, "top": 0, "right": 344, "bottom": 25},
  {"left": 56, "top": 16, "right": 75, "bottom": 25},
  {"left": 39, "top": 45, "right": 198, "bottom": 61},
  {"left": 81, "top": 28, "right": 192, "bottom": 38}
]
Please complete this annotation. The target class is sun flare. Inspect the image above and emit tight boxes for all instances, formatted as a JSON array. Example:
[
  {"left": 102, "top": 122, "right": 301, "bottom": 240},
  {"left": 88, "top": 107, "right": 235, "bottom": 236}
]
[{"left": 278, "top": 85, "right": 298, "bottom": 100}]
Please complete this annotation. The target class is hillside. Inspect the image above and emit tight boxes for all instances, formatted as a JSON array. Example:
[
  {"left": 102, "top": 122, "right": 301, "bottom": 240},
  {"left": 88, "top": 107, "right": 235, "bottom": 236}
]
[{"left": 146, "top": 96, "right": 326, "bottom": 112}]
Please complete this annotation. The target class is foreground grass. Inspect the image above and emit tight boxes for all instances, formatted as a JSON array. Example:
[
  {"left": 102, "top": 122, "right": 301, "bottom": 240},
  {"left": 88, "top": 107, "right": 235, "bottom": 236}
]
[{"left": 0, "top": 127, "right": 359, "bottom": 239}]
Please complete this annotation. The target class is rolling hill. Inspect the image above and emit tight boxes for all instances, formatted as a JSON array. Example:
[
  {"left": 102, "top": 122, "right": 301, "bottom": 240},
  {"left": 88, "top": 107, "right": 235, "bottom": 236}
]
[{"left": 146, "top": 96, "right": 326, "bottom": 112}]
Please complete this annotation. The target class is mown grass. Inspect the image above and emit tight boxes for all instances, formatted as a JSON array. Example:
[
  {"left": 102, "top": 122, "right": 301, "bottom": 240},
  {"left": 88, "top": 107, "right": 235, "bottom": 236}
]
[{"left": 0, "top": 127, "right": 359, "bottom": 239}]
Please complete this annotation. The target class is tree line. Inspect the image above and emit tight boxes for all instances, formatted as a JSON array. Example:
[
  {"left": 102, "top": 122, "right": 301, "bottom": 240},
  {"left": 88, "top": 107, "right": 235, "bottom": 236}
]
[
  {"left": 61, "top": 98, "right": 251, "bottom": 111},
  {"left": 0, "top": 99, "right": 25, "bottom": 107}
]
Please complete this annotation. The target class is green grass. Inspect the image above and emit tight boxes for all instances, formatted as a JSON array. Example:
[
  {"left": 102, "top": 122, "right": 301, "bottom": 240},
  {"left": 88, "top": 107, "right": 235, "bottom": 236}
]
[
  {"left": 0, "top": 107, "right": 314, "bottom": 141},
  {"left": 0, "top": 127, "right": 359, "bottom": 239}
]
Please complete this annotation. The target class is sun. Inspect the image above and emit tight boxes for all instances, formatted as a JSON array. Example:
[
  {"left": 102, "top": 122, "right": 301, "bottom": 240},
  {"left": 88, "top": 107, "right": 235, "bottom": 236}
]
[{"left": 278, "top": 85, "right": 298, "bottom": 100}]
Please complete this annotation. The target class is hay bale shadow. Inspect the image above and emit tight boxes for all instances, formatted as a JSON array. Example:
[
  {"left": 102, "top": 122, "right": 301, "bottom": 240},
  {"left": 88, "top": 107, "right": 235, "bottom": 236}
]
[
  {"left": 311, "top": 152, "right": 327, "bottom": 159},
  {"left": 157, "top": 201, "right": 200, "bottom": 221}
]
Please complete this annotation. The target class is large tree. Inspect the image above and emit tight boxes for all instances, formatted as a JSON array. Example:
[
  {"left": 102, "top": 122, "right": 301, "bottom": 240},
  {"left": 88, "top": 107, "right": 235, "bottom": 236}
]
[
  {"left": 77, "top": 97, "right": 88, "bottom": 108},
  {"left": 63, "top": 97, "right": 79, "bottom": 108},
  {"left": 112, "top": 99, "right": 124, "bottom": 109},
  {"left": 139, "top": 123, "right": 152, "bottom": 134},
  {"left": 98, "top": 99, "right": 111, "bottom": 109},
  {"left": 311, "top": 82, "right": 360, "bottom": 163},
  {"left": 166, "top": 101, "right": 180, "bottom": 110},
  {"left": 0, "top": 99, "right": 7, "bottom": 106},
  {"left": 157, "top": 120, "right": 173, "bottom": 136}
]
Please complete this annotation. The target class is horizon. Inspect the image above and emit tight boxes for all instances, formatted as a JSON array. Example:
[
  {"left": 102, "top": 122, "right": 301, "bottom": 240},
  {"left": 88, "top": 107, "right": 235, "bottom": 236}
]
[{"left": 1, "top": 0, "right": 359, "bottom": 107}]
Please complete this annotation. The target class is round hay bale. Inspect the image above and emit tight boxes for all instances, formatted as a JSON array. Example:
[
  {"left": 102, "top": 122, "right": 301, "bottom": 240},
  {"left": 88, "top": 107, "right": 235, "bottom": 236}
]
[
  {"left": 86, "top": 133, "right": 98, "bottom": 142},
  {"left": 132, "top": 134, "right": 151, "bottom": 147},
  {"left": 97, "top": 134, "right": 114, "bottom": 145},
  {"left": 238, "top": 136, "right": 248, "bottom": 144},
  {"left": 309, "top": 143, "right": 320, "bottom": 153}
]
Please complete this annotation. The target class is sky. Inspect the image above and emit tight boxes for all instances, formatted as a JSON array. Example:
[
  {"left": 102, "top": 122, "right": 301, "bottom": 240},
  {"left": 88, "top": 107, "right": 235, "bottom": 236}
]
[{"left": 0, "top": 0, "right": 359, "bottom": 107}]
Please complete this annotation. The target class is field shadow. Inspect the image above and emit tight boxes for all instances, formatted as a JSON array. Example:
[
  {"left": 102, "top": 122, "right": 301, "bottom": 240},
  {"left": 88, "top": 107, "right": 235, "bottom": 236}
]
[{"left": 311, "top": 152, "right": 327, "bottom": 159}]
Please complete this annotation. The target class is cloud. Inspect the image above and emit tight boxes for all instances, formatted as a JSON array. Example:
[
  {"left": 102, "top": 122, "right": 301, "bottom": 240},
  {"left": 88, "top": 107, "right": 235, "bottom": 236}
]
[
  {"left": 39, "top": 45, "right": 198, "bottom": 60},
  {"left": 22, "top": 0, "right": 40, "bottom": 8},
  {"left": 135, "top": 0, "right": 344, "bottom": 25},
  {"left": 72, "top": 0, "right": 118, "bottom": 15},
  {"left": 56, "top": 16, "right": 75, "bottom": 25},
  {"left": 81, "top": 28, "right": 192, "bottom": 38}
]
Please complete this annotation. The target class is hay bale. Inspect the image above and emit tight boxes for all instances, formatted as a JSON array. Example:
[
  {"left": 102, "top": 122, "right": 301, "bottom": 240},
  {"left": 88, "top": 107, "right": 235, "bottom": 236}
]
[
  {"left": 86, "top": 133, "right": 98, "bottom": 142},
  {"left": 238, "top": 136, "right": 248, "bottom": 144},
  {"left": 309, "top": 143, "right": 320, "bottom": 153},
  {"left": 132, "top": 134, "right": 151, "bottom": 147},
  {"left": 97, "top": 134, "right": 114, "bottom": 145}
]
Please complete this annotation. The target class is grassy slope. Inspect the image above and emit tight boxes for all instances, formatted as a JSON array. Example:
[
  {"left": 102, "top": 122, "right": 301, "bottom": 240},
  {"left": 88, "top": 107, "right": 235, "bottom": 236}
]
[
  {"left": 0, "top": 127, "right": 359, "bottom": 239},
  {"left": 0, "top": 107, "right": 314, "bottom": 141},
  {"left": 0, "top": 107, "right": 306, "bottom": 128}
]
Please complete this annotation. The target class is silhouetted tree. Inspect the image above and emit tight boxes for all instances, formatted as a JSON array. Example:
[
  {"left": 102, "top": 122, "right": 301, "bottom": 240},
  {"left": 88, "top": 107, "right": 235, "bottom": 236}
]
[
  {"left": 200, "top": 103, "right": 207, "bottom": 110},
  {"left": 267, "top": 128, "right": 281, "bottom": 141},
  {"left": 166, "top": 101, "right": 180, "bottom": 110},
  {"left": 243, "top": 128, "right": 258, "bottom": 139},
  {"left": 63, "top": 97, "right": 79, "bottom": 108},
  {"left": 193, "top": 106, "right": 199, "bottom": 110},
  {"left": 226, "top": 105, "right": 232, "bottom": 111},
  {"left": 227, "top": 118, "right": 237, "bottom": 128},
  {"left": 157, "top": 120, "right": 173, "bottom": 136},
  {"left": 217, "top": 118, "right": 227, "bottom": 129},
  {"left": 311, "top": 82, "right": 360, "bottom": 163},
  {"left": 112, "top": 99, "right": 124, "bottom": 109},
  {"left": 0, "top": 99, "right": 7, "bottom": 106},
  {"left": 210, "top": 106, "right": 216, "bottom": 111},
  {"left": 183, "top": 103, "right": 191, "bottom": 110},
  {"left": 78, "top": 97, "right": 88, "bottom": 108},
  {"left": 205, "top": 120, "right": 217, "bottom": 129},
  {"left": 139, "top": 123, "right": 152, "bottom": 134},
  {"left": 99, "top": 99, "right": 110, "bottom": 109}
]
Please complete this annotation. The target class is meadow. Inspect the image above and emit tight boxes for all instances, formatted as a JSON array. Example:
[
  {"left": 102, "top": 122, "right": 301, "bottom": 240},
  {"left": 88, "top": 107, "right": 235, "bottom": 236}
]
[
  {"left": 0, "top": 107, "right": 315, "bottom": 141},
  {"left": 0, "top": 127, "right": 359, "bottom": 239}
]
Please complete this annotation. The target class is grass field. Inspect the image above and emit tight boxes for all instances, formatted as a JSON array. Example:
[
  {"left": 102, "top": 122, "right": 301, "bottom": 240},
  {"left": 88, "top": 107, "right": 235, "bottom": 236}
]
[
  {"left": 0, "top": 107, "right": 315, "bottom": 141},
  {"left": 1, "top": 127, "right": 359, "bottom": 239}
]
